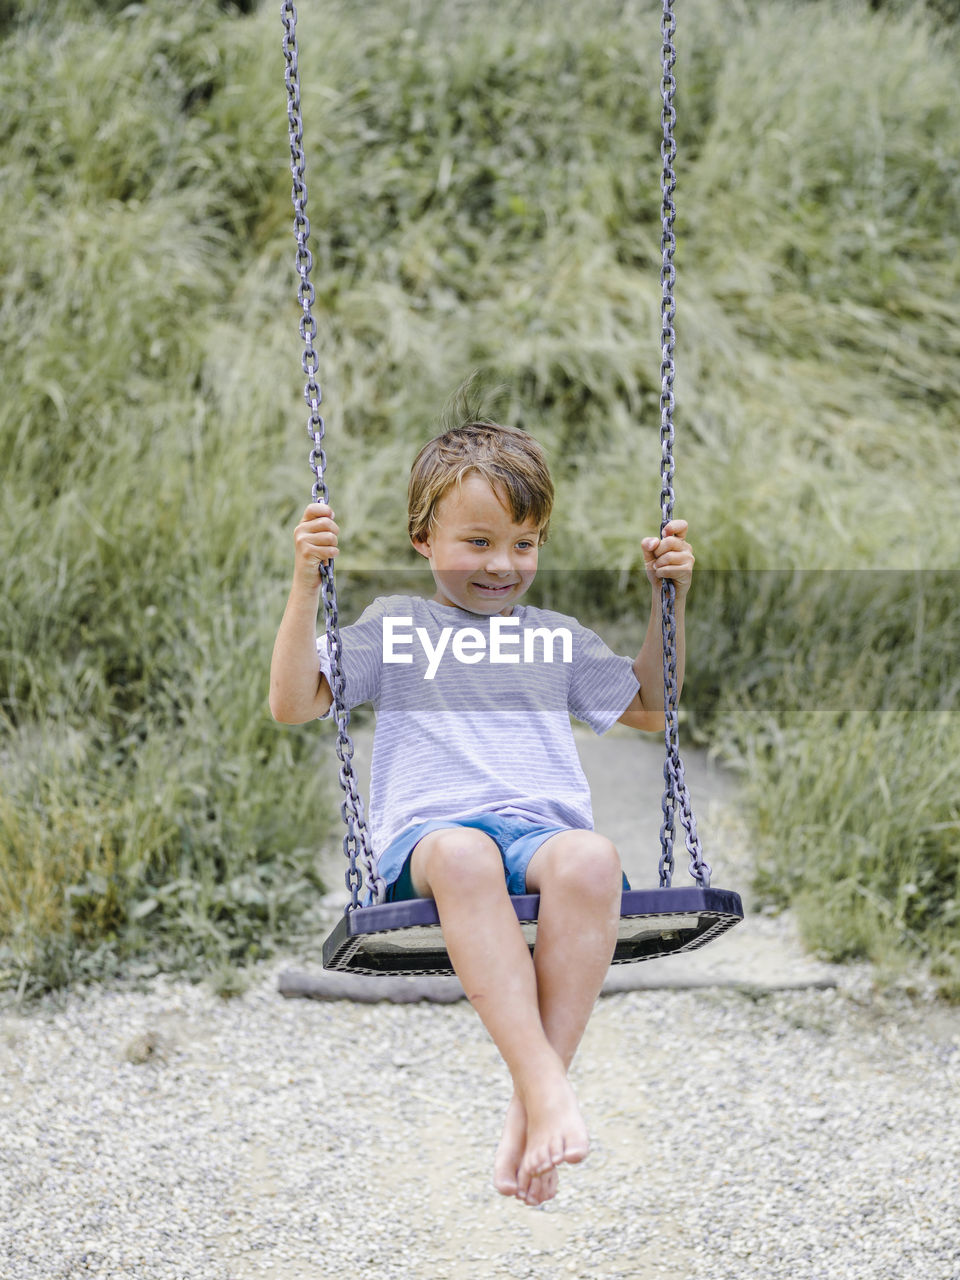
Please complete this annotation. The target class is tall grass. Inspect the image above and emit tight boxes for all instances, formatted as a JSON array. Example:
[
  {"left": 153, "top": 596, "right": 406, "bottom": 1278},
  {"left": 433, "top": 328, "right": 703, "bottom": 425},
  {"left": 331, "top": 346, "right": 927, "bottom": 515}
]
[{"left": 1, "top": 0, "right": 957, "bottom": 995}]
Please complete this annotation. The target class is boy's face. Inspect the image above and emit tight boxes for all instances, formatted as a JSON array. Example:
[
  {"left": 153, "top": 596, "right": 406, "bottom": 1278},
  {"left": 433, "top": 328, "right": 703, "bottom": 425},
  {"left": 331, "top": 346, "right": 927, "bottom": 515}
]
[{"left": 412, "top": 474, "right": 541, "bottom": 616}]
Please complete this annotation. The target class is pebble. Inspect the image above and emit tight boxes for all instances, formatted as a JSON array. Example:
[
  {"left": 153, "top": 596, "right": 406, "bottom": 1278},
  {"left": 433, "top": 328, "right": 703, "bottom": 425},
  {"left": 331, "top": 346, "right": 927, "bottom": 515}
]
[{"left": 1, "top": 961, "right": 958, "bottom": 1279}]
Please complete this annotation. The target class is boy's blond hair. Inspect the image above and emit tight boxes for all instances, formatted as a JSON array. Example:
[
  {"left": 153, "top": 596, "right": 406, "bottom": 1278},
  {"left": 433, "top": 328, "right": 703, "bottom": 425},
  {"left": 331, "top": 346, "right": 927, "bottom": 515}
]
[{"left": 408, "top": 420, "right": 554, "bottom": 545}]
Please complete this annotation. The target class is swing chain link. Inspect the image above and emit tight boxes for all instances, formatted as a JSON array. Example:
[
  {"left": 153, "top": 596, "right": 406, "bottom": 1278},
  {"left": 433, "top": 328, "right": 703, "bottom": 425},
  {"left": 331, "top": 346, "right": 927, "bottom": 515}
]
[
  {"left": 658, "top": 0, "right": 711, "bottom": 890},
  {"left": 281, "top": 2, "right": 385, "bottom": 910}
]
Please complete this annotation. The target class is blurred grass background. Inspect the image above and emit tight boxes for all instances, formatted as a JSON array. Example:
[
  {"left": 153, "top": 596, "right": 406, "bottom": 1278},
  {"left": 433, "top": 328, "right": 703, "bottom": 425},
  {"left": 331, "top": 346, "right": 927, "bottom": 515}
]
[{"left": 1, "top": 0, "right": 957, "bottom": 998}]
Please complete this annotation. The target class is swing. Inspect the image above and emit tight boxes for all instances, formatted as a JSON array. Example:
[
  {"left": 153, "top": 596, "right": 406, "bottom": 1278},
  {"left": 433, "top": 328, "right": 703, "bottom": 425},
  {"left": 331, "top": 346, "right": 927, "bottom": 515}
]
[{"left": 279, "top": 0, "right": 743, "bottom": 978}]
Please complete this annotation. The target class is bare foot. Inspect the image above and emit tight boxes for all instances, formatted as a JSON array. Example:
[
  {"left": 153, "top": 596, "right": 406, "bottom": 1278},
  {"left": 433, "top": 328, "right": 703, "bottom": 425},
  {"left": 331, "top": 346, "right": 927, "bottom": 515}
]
[
  {"left": 493, "top": 1094, "right": 525, "bottom": 1197},
  {"left": 494, "top": 1095, "right": 560, "bottom": 1206},
  {"left": 516, "top": 1072, "right": 589, "bottom": 1202}
]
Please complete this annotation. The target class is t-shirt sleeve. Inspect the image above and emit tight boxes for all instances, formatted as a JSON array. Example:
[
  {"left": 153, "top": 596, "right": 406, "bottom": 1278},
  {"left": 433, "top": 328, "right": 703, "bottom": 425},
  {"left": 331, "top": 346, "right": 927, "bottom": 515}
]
[
  {"left": 567, "top": 621, "right": 641, "bottom": 735},
  {"left": 315, "top": 597, "right": 387, "bottom": 719}
]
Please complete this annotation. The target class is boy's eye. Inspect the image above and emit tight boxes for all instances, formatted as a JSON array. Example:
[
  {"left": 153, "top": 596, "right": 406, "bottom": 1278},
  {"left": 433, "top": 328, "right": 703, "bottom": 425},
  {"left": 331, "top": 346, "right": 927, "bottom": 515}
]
[{"left": 464, "top": 537, "right": 538, "bottom": 550}]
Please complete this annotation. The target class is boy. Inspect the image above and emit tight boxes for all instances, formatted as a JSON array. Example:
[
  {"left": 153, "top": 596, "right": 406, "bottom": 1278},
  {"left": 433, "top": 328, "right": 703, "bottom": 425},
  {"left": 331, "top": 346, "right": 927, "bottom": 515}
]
[{"left": 270, "top": 420, "right": 694, "bottom": 1207}]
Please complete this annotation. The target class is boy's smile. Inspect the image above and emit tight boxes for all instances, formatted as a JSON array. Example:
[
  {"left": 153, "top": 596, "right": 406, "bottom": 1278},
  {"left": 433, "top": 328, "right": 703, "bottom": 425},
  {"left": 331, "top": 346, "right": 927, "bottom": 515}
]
[{"left": 412, "top": 474, "right": 542, "bottom": 616}]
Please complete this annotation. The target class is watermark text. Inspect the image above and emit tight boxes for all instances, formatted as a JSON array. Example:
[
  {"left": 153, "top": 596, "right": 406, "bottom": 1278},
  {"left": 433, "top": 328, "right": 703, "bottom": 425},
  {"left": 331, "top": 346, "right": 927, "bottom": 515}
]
[{"left": 383, "top": 616, "right": 573, "bottom": 680}]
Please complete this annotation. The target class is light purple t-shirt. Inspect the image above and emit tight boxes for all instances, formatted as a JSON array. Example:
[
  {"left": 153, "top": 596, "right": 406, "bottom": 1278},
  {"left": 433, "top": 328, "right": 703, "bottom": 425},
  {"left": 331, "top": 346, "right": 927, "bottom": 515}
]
[{"left": 316, "top": 595, "right": 640, "bottom": 867}]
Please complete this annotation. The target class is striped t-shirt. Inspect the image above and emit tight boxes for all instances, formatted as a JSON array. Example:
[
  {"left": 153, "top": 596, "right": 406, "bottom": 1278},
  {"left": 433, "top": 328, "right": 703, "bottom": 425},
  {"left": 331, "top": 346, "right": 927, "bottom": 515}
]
[{"left": 316, "top": 594, "right": 640, "bottom": 866}]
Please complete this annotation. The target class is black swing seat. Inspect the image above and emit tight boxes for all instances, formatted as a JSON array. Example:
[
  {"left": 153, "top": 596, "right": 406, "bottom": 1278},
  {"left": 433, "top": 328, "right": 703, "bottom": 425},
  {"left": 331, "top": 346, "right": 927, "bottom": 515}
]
[{"left": 322, "top": 885, "right": 744, "bottom": 977}]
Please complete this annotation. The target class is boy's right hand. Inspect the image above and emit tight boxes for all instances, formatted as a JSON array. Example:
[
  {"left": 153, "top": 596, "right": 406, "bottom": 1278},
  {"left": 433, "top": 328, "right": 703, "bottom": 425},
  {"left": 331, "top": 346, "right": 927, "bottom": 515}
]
[{"left": 293, "top": 502, "right": 339, "bottom": 584}]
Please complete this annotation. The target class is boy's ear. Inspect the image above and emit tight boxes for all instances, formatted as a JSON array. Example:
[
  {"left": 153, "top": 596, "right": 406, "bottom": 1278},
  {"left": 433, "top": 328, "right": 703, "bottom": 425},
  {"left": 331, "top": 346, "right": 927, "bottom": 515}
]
[{"left": 411, "top": 537, "right": 431, "bottom": 560}]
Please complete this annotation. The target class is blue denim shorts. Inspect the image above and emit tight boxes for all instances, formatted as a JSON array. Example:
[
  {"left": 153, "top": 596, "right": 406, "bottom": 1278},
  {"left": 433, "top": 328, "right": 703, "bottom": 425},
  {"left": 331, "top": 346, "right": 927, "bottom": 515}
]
[
  {"left": 376, "top": 810, "right": 631, "bottom": 902},
  {"left": 378, "top": 811, "right": 570, "bottom": 901}
]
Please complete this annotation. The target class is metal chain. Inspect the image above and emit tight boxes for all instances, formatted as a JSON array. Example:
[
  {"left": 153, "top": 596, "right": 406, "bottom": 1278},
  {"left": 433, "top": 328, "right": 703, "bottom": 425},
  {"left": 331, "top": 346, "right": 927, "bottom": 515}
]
[
  {"left": 281, "top": 2, "right": 385, "bottom": 909},
  {"left": 279, "top": 0, "right": 706, "bottom": 899},
  {"left": 657, "top": 0, "right": 711, "bottom": 890}
]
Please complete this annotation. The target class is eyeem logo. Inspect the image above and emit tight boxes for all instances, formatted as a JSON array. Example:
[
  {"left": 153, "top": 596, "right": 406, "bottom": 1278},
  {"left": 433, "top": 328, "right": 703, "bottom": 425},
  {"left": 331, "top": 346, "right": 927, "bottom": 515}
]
[{"left": 383, "top": 616, "right": 573, "bottom": 681}]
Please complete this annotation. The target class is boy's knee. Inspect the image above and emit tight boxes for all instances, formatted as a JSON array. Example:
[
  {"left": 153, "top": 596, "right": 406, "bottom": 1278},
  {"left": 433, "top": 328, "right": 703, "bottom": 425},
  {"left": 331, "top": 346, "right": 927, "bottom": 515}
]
[
  {"left": 546, "top": 833, "right": 622, "bottom": 900},
  {"left": 414, "top": 828, "right": 503, "bottom": 896}
]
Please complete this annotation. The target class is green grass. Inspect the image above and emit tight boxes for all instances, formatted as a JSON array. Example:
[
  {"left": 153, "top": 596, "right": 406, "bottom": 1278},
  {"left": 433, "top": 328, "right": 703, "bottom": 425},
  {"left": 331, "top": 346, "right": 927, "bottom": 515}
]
[
  {"left": 1, "top": 0, "right": 958, "bottom": 997},
  {"left": 742, "top": 708, "right": 960, "bottom": 992}
]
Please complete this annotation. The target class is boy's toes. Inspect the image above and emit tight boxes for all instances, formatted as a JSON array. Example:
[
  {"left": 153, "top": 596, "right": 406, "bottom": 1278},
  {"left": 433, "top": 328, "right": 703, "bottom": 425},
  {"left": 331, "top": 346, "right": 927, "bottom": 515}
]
[
  {"left": 544, "top": 1166, "right": 560, "bottom": 1202},
  {"left": 528, "top": 1166, "right": 559, "bottom": 1206},
  {"left": 548, "top": 1137, "right": 567, "bottom": 1170},
  {"left": 563, "top": 1135, "right": 589, "bottom": 1166},
  {"left": 520, "top": 1144, "right": 548, "bottom": 1183}
]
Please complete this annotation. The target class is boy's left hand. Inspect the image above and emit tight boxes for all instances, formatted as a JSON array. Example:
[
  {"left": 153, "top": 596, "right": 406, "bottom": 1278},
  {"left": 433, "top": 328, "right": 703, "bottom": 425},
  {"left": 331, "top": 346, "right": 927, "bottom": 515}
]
[{"left": 641, "top": 519, "right": 694, "bottom": 598}]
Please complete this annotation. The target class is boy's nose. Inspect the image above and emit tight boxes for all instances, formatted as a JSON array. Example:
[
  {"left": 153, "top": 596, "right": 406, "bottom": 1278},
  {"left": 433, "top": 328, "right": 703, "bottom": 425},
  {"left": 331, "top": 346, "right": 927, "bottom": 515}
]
[{"left": 484, "top": 550, "right": 512, "bottom": 575}]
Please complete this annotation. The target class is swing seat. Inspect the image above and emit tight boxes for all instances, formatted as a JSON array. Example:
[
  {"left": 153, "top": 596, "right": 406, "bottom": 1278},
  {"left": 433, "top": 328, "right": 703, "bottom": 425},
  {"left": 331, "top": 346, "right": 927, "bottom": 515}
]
[{"left": 322, "top": 885, "right": 744, "bottom": 977}]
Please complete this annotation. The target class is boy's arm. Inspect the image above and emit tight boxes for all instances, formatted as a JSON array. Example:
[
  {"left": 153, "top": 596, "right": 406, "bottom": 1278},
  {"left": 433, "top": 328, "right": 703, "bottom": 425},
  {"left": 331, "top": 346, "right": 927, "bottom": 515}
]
[
  {"left": 269, "top": 503, "right": 338, "bottom": 724},
  {"left": 617, "top": 519, "right": 692, "bottom": 733}
]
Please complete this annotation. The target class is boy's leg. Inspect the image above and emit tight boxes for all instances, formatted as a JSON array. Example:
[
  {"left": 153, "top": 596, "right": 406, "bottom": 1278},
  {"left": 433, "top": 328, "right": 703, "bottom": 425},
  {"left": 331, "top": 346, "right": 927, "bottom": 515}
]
[
  {"left": 493, "top": 830, "right": 622, "bottom": 1200},
  {"left": 410, "top": 828, "right": 589, "bottom": 1203},
  {"left": 526, "top": 830, "right": 623, "bottom": 1059}
]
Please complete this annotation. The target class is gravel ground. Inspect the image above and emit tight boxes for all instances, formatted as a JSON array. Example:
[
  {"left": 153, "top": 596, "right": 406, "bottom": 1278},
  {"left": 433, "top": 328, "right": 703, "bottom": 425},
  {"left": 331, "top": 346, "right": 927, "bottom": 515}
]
[
  {"left": 4, "top": 732, "right": 958, "bottom": 1279},
  {"left": 2, "top": 960, "right": 959, "bottom": 1280}
]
